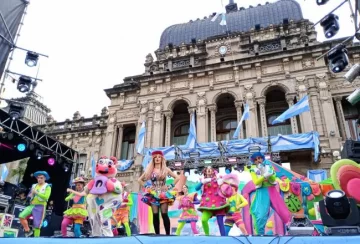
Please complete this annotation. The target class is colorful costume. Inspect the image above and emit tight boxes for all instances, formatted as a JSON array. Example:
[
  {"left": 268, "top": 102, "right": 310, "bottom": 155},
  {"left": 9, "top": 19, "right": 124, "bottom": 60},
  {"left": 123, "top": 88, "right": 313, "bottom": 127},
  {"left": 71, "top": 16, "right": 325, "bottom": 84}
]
[
  {"left": 141, "top": 172, "right": 176, "bottom": 206},
  {"left": 61, "top": 177, "right": 88, "bottom": 237},
  {"left": 19, "top": 171, "right": 51, "bottom": 237},
  {"left": 220, "top": 174, "right": 248, "bottom": 236},
  {"left": 195, "top": 169, "right": 229, "bottom": 236},
  {"left": 85, "top": 156, "right": 123, "bottom": 237},
  {"left": 175, "top": 192, "right": 199, "bottom": 235},
  {"left": 112, "top": 188, "right": 133, "bottom": 236},
  {"left": 249, "top": 152, "right": 290, "bottom": 235}
]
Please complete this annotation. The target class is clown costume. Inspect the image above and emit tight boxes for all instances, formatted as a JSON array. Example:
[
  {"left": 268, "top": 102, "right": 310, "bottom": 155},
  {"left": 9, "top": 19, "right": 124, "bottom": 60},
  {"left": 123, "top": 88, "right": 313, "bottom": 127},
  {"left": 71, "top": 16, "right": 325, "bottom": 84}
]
[
  {"left": 19, "top": 171, "right": 52, "bottom": 237},
  {"left": 112, "top": 182, "right": 133, "bottom": 236},
  {"left": 249, "top": 152, "right": 290, "bottom": 235}
]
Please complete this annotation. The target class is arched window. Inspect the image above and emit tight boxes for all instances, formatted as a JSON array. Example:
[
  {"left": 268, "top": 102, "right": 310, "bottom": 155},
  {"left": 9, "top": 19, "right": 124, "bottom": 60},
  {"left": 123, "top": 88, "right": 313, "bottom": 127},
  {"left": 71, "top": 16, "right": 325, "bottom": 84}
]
[
  {"left": 267, "top": 112, "right": 291, "bottom": 136},
  {"left": 121, "top": 127, "right": 136, "bottom": 160},
  {"left": 342, "top": 100, "right": 360, "bottom": 140},
  {"left": 172, "top": 124, "right": 189, "bottom": 145},
  {"left": 216, "top": 118, "right": 237, "bottom": 141}
]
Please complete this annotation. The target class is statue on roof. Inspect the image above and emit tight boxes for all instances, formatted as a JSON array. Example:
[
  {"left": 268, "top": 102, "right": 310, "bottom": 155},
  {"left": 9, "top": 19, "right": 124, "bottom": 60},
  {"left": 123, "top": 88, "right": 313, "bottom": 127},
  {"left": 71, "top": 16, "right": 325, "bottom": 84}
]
[{"left": 145, "top": 53, "right": 154, "bottom": 66}]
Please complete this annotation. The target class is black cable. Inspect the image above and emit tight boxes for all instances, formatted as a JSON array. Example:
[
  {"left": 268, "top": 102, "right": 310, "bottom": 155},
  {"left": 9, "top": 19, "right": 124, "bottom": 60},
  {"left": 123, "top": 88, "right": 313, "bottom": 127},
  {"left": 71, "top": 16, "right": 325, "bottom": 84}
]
[
  {"left": 283, "top": 236, "right": 295, "bottom": 244},
  {"left": 268, "top": 235, "right": 280, "bottom": 244},
  {"left": 133, "top": 235, "right": 145, "bottom": 244},
  {"left": 230, "top": 235, "right": 245, "bottom": 244}
]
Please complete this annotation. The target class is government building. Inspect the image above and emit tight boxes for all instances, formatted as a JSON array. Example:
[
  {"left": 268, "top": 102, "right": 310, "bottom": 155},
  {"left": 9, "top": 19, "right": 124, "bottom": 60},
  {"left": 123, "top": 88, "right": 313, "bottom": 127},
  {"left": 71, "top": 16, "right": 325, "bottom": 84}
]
[{"left": 35, "top": 0, "right": 360, "bottom": 191}]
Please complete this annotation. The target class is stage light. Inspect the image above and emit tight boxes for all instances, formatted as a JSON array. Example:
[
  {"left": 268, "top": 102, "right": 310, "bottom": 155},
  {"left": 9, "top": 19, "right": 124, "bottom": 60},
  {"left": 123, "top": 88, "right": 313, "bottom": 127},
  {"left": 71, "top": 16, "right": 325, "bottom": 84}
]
[
  {"left": 327, "top": 45, "right": 349, "bottom": 73},
  {"left": 325, "top": 190, "right": 350, "bottom": 219},
  {"left": 25, "top": 51, "right": 39, "bottom": 67},
  {"left": 347, "top": 89, "right": 360, "bottom": 105},
  {"left": 317, "top": 0, "right": 329, "bottom": 5},
  {"left": 35, "top": 149, "right": 43, "bottom": 160},
  {"left": 17, "top": 143, "right": 26, "bottom": 152},
  {"left": 48, "top": 158, "right": 55, "bottom": 166},
  {"left": 8, "top": 103, "right": 24, "bottom": 121},
  {"left": 63, "top": 162, "right": 71, "bottom": 172},
  {"left": 189, "top": 152, "right": 200, "bottom": 159},
  {"left": 1, "top": 132, "right": 14, "bottom": 140},
  {"left": 249, "top": 146, "right": 261, "bottom": 153},
  {"left": 225, "top": 166, "right": 232, "bottom": 174},
  {"left": 17, "top": 76, "right": 32, "bottom": 93},
  {"left": 320, "top": 14, "right": 339, "bottom": 38},
  {"left": 184, "top": 169, "right": 190, "bottom": 177},
  {"left": 344, "top": 64, "right": 360, "bottom": 83}
]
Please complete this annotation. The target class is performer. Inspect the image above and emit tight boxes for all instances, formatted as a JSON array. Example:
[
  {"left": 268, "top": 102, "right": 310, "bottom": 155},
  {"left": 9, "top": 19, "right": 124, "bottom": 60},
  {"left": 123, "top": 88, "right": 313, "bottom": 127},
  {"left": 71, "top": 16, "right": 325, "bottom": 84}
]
[
  {"left": 70, "top": 156, "right": 123, "bottom": 237},
  {"left": 112, "top": 181, "right": 133, "bottom": 236},
  {"left": 249, "top": 152, "right": 291, "bottom": 235},
  {"left": 61, "top": 177, "right": 88, "bottom": 237},
  {"left": 219, "top": 173, "right": 248, "bottom": 236},
  {"left": 138, "top": 151, "right": 179, "bottom": 235},
  {"left": 175, "top": 185, "right": 199, "bottom": 235},
  {"left": 19, "top": 171, "right": 52, "bottom": 237},
  {"left": 195, "top": 166, "right": 229, "bottom": 236}
]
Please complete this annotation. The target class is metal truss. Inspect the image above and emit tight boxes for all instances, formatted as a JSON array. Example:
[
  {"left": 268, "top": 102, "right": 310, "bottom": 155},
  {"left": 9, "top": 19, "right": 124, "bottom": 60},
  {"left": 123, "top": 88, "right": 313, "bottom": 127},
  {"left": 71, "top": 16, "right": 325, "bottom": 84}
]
[{"left": 0, "top": 109, "right": 78, "bottom": 163}]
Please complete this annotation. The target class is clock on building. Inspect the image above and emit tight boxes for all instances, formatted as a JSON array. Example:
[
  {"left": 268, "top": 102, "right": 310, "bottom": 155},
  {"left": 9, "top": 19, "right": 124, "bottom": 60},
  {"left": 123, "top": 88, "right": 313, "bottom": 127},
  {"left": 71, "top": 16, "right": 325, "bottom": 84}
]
[{"left": 218, "top": 45, "right": 228, "bottom": 56}]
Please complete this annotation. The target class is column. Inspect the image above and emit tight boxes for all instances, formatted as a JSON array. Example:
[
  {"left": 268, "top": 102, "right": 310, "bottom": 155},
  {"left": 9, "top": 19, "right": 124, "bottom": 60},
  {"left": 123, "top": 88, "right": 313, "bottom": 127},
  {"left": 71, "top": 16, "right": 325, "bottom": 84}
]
[
  {"left": 110, "top": 125, "right": 118, "bottom": 156},
  {"left": 286, "top": 94, "right": 299, "bottom": 134},
  {"left": 195, "top": 104, "right": 207, "bottom": 144},
  {"left": 115, "top": 124, "right": 123, "bottom": 159},
  {"left": 208, "top": 105, "right": 217, "bottom": 142},
  {"left": 257, "top": 97, "right": 268, "bottom": 137},
  {"left": 152, "top": 114, "right": 163, "bottom": 147},
  {"left": 104, "top": 114, "right": 117, "bottom": 156},
  {"left": 164, "top": 111, "right": 173, "bottom": 146},
  {"left": 234, "top": 101, "right": 244, "bottom": 139},
  {"left": 334, "top": 96, "right": 347, "bottom": 140},
  {"left": 146, "top": 110, "right": 154, "bottom": 148},
  {"left": 245, "top": 92, "right": 259, "bottom": 137}
]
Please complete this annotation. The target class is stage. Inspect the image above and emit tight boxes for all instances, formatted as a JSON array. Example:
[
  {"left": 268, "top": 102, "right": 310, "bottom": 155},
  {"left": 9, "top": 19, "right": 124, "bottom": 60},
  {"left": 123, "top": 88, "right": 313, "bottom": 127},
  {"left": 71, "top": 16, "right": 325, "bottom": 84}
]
[{"left": 2, "top": 235, "right": 360, "bottom": 244}]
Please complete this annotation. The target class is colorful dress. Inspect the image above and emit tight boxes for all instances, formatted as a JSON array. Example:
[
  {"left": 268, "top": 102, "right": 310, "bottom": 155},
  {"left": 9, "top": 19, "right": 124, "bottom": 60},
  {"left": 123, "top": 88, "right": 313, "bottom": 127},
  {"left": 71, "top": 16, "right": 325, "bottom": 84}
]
[
  {"left": 141, "top": 172, "right": 176, "bottom": 206},
  {"left": 111, "top": 191, "right": 133, "bottom": 236},
  {"left": 63, "top": 194, "right": 88, "bottom": 223},
  {"left": 178, "top": 193, "right": 199, "bottom": 223},
  {"left": 250, "top": 160, "right": 291, "bottom": 235}
]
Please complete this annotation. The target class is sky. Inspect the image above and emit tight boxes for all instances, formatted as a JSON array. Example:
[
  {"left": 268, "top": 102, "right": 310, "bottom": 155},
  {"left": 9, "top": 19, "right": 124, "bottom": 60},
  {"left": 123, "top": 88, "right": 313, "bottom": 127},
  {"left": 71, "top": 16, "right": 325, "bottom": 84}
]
[{"left": 1, "top": 0, "right": 358, "bottom": 122}]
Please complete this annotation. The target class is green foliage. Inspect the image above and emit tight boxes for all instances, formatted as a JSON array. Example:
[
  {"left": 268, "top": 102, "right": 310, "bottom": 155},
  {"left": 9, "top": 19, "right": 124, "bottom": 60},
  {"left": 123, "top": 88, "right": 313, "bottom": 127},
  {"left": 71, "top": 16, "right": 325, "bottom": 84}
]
[{"left": 10, "top": 158, "right": 28, "bottom": 184}]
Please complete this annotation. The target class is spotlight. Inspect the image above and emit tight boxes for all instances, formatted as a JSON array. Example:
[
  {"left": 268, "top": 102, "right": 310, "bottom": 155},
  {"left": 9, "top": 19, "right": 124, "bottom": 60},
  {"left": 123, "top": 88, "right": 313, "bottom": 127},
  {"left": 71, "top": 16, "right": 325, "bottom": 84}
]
[
  {"left": 17, "top": 143, "right": 26, "bottom": 152},
  {"left": 346, "top": 89, "right": 360, "bottom": 105},
  {"left": 63, "top": 162, "right": 71, "bottom": 172},
  {"left": 316, "top": 0, "right": 329, "bottom": 5},
  {"left": 184, "top": 169, "right": 190, "bottom": 177},
  {"left": 48, "top": 157, "right": 55, "bottom": 166},
  {"left": 235, "top": 164, "right": 244, "bottom": 172},
  {"left": 8, "top": 103, "right": 24, "bottom": 121},
  {"left": 1, "top": 132, "right": 14, "bottom": 140},
  {"left": 320, "top": 14, "right": 339, "bottom": 38},
  {"left": 25, "top": 51, "right": 39, "bottom": 67},
  {"left": 225, "top": 166, "right": 232, "bottom": 174},
  {"left": 35, "top": 149, "right": 43, "bottom": 160},
  {"left": 17, "top": 76, "right": 32, "bottom": 93},
  {"left": 325, "top": 190, "right": 350, "bottom": 219},
  {"left": 344, "top": 64, "right": 360, "bottom": 83},
  {"left": 189, "top": 152, "right": 200, "bottom": 159},
  {"left": 327, "top": 45, "right": 349, "bottom": 73},
  {"left": 248, "top": 146, "right": 261, "bottom": 153}
]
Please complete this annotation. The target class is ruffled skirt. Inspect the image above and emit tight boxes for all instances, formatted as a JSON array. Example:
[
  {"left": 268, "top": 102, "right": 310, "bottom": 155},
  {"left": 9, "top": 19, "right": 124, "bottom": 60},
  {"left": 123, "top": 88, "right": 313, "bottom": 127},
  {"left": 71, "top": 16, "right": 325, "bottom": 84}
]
[
  {"left": 141, "top": 188, "right": 176, "bottom": 206},
  {"left": 63, "top": 207, "right": 88, "bottom": 220},
  {"left": 178, "top": 208, "right": 198, "bottom": 223}
]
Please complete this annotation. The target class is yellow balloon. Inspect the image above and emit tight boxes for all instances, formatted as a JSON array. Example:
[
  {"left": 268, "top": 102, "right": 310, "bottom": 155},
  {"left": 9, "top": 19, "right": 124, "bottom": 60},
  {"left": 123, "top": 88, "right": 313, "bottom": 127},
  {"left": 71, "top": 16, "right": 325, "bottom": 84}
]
[{"left": 309, "top": 208, "right": 315, "bottom": 216}]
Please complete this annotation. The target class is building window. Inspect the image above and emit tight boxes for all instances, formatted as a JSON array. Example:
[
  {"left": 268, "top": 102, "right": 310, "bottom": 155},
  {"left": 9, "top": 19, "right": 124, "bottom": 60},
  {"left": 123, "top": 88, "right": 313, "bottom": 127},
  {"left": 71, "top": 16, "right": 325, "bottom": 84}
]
[
  {"left": 267, "top": 113, "right": 291, "bottom": 136},
  {"left": 121, "top": 128, "right": 136, "bottom": 160},
  {"left": 172, "top": 124, "right": 189, "bottom": 145},
  {"left": 216, "top": 119, "right": 237, "bottom": 141},
  {"left": 342, "top": 101, "right": 360, "bottom": 140}
]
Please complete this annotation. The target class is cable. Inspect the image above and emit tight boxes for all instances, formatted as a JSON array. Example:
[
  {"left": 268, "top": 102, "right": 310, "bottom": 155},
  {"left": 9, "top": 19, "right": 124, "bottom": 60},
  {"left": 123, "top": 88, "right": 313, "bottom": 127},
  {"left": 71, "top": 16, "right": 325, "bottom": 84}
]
[
  {"left": 133, "top": 235, "right": 145, "bottom": 244},
  {"left": 230, "top": 235, "right": 245, "bottom": 244},
  {"left": 283, "top": 236, "right": 295, "bottom": 244}
]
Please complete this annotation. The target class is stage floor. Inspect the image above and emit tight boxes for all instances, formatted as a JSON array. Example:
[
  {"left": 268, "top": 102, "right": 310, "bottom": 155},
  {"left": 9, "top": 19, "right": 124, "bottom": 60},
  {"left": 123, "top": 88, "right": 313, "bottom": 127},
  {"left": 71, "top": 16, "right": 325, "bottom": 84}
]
[{"left": 2, "top": 235, "right": 360, "bottom": 244}]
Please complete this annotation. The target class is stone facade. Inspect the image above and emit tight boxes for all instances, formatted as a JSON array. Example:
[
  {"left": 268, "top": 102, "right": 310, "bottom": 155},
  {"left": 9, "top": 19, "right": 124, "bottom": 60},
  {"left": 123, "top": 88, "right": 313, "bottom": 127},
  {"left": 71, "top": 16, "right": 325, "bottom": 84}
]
[{"left": 38, "top": 2, "right": 360, "bottom": 191}]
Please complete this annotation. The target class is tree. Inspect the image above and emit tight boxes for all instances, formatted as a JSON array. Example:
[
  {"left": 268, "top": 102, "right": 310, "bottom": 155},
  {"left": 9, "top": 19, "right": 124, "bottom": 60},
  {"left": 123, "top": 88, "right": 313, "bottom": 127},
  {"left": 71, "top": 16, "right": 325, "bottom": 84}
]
[{"left": 10, "top": 158, "right": 28, "bottom": 185}]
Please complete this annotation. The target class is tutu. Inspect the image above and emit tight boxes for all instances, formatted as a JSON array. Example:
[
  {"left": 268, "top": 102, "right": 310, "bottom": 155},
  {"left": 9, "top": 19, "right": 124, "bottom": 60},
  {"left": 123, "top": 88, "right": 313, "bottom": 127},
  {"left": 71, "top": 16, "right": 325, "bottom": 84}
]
[
  {"left": 141, "top": 188, "right": 176, "bottom": 206},
  {"left": 178, "top": 208, "right": 198, "bottom": 223},
  {"left": 63, "top": 207, "right": 88, "bottom": 220}
]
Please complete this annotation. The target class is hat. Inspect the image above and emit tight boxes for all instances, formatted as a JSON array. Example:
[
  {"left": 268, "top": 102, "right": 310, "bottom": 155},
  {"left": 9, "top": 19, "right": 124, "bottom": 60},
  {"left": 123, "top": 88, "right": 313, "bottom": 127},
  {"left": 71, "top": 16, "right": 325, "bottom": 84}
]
[
  {"left": 250, "top": 152, "right": 265, "bottom": 162},
  {"left": 73, "top": 177, "right": 85, "bottom": 184},
  {"left": 222, "top": 173, "right": 240, "bottom": 189},
  {"left": 151, "top": 151, "right": 164, "bottom": 157},
  {"left": 33, "top": 171, "right": 50, "bottom": 181},
  {"left": 219, "top": 183, "right": 234, "bottom": 198}
]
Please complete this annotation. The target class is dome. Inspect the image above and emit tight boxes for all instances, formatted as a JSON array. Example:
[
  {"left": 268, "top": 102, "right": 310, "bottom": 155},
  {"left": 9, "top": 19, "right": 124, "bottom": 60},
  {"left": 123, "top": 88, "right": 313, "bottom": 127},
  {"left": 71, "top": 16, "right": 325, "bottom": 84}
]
[{"left": 159, "top": 0, "right": 303, "bottom": 49}]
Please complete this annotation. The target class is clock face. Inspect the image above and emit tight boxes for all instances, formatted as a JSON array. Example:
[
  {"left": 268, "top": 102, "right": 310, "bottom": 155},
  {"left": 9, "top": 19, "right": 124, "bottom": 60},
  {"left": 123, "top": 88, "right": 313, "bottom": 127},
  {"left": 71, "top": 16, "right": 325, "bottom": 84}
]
[{"left": 219, "top": 45, "right": 228, "bottom": 55}]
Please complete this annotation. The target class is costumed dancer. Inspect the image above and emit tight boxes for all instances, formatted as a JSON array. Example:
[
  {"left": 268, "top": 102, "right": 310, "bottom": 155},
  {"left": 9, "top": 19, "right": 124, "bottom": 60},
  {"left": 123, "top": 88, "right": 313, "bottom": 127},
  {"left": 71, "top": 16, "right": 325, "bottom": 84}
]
[
  {"left": 69, "top": 156, "right": 123, "bottom": 237},
  {"left": 249, "top": 152, "right": 291, "bottom": 235},
  {"left": 61, "top": 177, "right": 88, "bottom": 237},
  {"left": 138, "top": 151, "right": 179, "bottom": 235},
  {"left": 175, "top": 185, "right": 199, "bottom": 235},
  {"left": 195, "top": 166, "right": 229, "bottom": 236},
  {"left": 19, "top": 171, "right": 52, "bottom": 237},
  {"left": 219, "top": 173, "right": 248, "bottom": 236},
  {"left": 111, "top": 181, "right": 133, "bottom": 236}
]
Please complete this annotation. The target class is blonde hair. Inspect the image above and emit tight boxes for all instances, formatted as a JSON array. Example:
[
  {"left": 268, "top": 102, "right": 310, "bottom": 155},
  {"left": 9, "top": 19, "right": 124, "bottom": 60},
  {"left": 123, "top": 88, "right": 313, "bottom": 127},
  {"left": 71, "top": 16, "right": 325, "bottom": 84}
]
[{"left": 144, "top": 156, "right": 168, "bottom": 180}]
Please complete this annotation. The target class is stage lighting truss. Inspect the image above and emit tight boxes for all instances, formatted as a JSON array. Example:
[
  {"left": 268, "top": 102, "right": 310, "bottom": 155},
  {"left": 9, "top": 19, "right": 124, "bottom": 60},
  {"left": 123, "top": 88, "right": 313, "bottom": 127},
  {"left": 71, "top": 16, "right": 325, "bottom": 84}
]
[
  {"left": 0, "top": 109, "right": 77, "bottom": 163},
  {"left": 317, "top": 0, "right": 329, "bottom": 5}
]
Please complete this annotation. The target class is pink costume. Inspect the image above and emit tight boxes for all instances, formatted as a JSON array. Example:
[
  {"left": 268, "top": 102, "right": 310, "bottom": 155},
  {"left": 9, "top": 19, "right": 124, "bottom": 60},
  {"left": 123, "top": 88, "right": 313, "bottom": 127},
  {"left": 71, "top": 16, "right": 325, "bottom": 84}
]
[
  {"left": 175, "top": 193, "right": 199, "bottom": 235},
  {"left": 85, "top": 156, "right": 123, "bottom": 237}
]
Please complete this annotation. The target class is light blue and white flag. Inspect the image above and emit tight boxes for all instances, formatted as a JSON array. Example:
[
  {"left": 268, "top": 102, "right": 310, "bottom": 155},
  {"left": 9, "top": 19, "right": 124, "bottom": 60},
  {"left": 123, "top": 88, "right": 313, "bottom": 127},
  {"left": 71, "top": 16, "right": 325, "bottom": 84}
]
[
  {"left": 272, "top": 95, "right": 310, "bottom": 125},
  {"left": 0, "top": 164, "right": 8, "bottom": 182},
  {"left": 185, "top": 114, "right": 197, "bottom": 149},
  {"left": 219, "top": 13, "right": 227, "bottom": 26},
  {"left": 211, "top": 13, "right": 221, "bottom": 22},
  {"left": 91, "top": 153, "right": 96, "bottom": 178},
  {"left": 136, "top": 121, "right": 146, "bottom": 155},
  {"left": 232, "top": 103, "right": 250, "bottom": 139}
]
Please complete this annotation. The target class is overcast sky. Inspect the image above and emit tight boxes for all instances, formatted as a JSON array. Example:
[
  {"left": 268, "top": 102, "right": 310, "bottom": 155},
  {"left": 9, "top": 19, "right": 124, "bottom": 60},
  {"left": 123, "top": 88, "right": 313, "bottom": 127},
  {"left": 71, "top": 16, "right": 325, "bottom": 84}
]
[{"left": 1, "top": 0, "right": 357, "bottom": 122}]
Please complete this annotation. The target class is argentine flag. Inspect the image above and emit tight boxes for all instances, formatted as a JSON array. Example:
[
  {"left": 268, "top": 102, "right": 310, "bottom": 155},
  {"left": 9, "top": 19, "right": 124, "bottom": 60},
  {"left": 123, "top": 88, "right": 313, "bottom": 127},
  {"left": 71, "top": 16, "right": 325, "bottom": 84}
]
[
  {"left": 136, "top": 121, "right": 146, "bottom": 155},
  {"left": 272, "top": 95, "right": 310, "bottom": 125},
  {"left": 0, "top": 164, "right": 8, "bottom": 182},
  {"left": 185, "top": 114, "right": 197, "bottom": 149},
  {"left": 91, "top": 153, "right": 96, "bottom": 178},
  {"left": 232, "top": 103, "right": 250, "bottom": 139}
]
